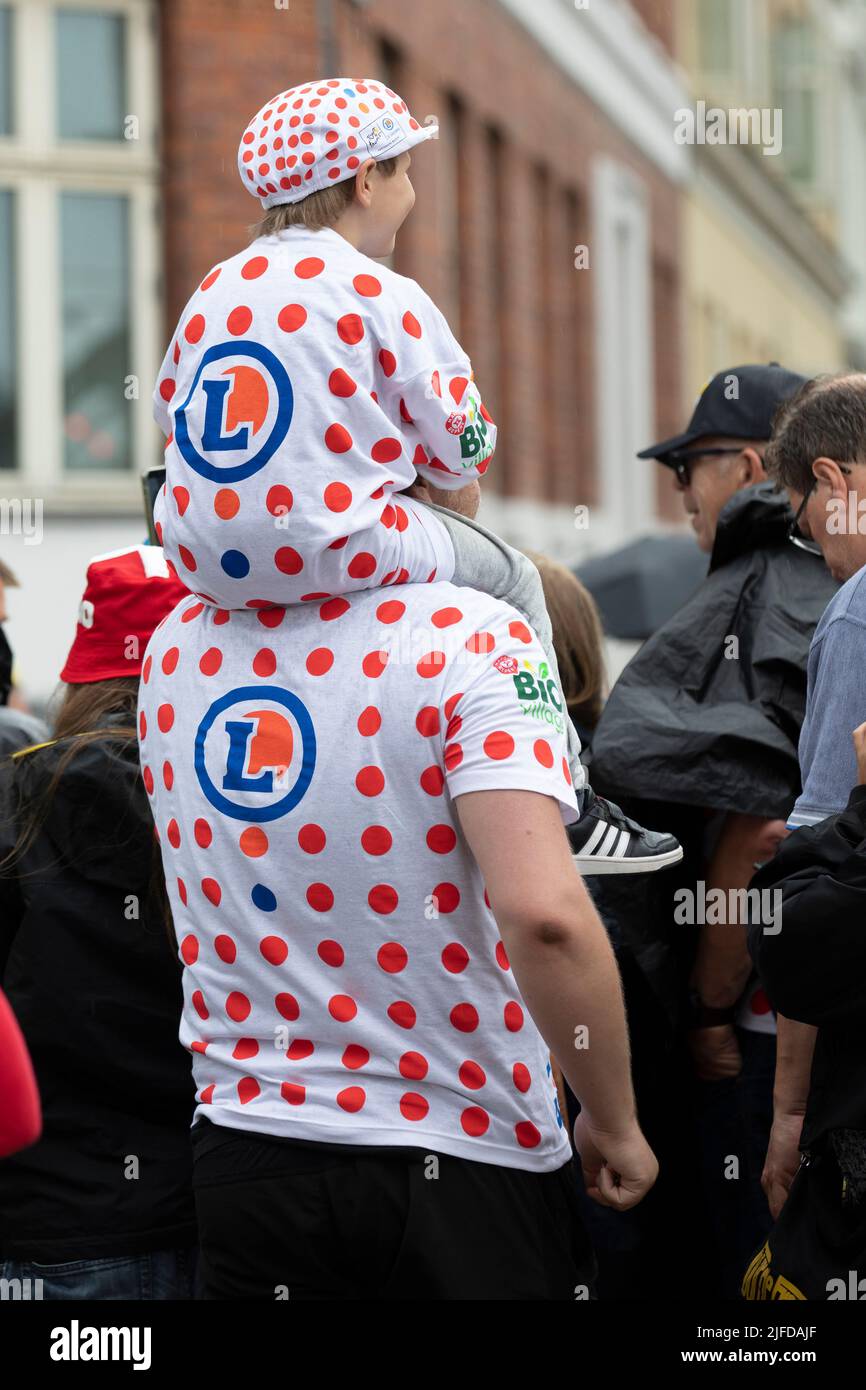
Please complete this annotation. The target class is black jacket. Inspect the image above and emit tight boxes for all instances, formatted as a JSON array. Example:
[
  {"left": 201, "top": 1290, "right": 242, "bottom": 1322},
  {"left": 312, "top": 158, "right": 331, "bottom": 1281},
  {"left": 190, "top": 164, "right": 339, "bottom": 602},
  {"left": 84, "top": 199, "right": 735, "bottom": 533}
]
[
  {"left": 591, "top": 481, "right": 836, "bottom": 820},
  {"left": 587, "top": 482, "right": 837, "bottom": 1025},
  {"left": 0, "top": 722, "right": 196, "bottom": 1261},
  {"left": 749, "top": 786, "right": 866, "bottom": 1147}
]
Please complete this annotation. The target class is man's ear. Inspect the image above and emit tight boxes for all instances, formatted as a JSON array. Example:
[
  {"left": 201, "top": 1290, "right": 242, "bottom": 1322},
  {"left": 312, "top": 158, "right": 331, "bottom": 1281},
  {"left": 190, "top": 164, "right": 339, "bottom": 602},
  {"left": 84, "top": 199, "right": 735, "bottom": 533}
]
[
  {"left": 813, "top": 456, "right": 849, "bottom": 499},
  {"left": 739, "top": 446, "right": 766, "bottom": 485}
]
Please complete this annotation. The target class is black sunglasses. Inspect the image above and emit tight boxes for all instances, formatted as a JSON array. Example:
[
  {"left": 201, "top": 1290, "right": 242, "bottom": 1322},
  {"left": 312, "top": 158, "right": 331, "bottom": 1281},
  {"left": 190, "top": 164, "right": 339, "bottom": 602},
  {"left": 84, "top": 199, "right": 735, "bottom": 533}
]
[
  {"left": 667, "top": 447, "right": 743, "bottom": 488},
  {"left": 787, "top": 466, "right": 852, "bottom": 555}
]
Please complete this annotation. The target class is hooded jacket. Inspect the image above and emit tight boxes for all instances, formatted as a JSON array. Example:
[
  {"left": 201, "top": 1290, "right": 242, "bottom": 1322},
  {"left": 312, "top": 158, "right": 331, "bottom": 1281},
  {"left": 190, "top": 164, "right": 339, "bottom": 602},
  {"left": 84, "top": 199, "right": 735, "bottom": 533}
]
[
  {"left": 591, "top": 481, "right": 836, "bottom": 819},
  {"left": 748, "top": 786, "right": 866, "bottom": 1146},
  {"left": 0, "top": 721, "right": 196, "bottom": 1261},
  {"left": 586, "top": 482, "right": 837, "bottom": 1025}
]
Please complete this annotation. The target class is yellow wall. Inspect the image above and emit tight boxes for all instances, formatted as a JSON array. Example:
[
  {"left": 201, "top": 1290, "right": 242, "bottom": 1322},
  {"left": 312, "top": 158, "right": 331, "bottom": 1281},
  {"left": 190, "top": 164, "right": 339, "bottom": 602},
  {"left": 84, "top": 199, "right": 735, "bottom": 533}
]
[{"left": 683, "top": 191, "right": 846, "bottom": 405}]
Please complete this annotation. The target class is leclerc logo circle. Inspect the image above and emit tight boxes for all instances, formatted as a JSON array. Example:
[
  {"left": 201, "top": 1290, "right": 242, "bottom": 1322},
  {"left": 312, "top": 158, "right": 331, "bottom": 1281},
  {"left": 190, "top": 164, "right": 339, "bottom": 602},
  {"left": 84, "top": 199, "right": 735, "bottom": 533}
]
[
  {"left": 174, "top": 340, "right": 294, "bottom": 483},
  {"left": 195, "top": 686, "right": 316, "bottom": 822}
]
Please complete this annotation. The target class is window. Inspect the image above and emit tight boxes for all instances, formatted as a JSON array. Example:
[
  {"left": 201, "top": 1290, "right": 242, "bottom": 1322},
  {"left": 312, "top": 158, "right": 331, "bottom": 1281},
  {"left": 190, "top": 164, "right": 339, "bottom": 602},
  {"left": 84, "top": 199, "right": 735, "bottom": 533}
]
[
  {"left": 771, "top": 17, "right": 820, "bottom": 186},
  {"left": 0, "top": 0, "right": 158, "bottom": 501},
  {"left": 697, "top": 0, "right": 735, "bottom": 75}
]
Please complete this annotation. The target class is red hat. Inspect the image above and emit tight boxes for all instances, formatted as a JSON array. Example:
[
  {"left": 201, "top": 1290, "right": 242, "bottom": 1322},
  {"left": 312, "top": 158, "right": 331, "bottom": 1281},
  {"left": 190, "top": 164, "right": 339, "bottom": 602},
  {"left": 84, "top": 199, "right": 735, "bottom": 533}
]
[{"left": 60, "top": 545, "right": 189, "bottom": 684}]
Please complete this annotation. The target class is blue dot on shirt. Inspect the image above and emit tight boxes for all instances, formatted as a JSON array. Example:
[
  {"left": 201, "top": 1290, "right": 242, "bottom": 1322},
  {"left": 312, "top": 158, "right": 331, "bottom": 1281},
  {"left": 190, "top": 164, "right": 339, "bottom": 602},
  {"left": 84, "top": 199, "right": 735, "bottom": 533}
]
[
  {"left": 221, "top": 549, "right": 250, "bottom": 578},
  {"left": 252, "top": 884, "right": 277, "bottom": 912}
]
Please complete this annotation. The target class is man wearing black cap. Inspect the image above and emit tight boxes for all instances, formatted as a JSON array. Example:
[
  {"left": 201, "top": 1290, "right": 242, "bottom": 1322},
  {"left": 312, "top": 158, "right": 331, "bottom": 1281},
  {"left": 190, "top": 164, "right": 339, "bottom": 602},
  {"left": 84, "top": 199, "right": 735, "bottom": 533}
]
[{"left": 586, "top": 364, "right": 837, "bottom": 1299}]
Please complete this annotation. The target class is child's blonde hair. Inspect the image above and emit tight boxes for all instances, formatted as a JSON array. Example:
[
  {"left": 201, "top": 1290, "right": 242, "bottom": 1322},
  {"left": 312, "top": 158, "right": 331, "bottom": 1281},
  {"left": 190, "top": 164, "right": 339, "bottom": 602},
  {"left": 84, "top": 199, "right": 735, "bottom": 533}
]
[{"left": 250, "top": 156, "right": 400, "bottom": 239}]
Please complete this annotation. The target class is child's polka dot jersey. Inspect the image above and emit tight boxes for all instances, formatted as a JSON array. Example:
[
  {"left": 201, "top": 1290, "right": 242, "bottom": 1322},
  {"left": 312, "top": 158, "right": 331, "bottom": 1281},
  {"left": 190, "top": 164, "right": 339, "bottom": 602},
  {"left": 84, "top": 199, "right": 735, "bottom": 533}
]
[
  {"left": 140, "top": 582, "right": 577, "bottom": 1170},
  {"left": 153, "top": 227, "right": 497, "bottom": 610}
]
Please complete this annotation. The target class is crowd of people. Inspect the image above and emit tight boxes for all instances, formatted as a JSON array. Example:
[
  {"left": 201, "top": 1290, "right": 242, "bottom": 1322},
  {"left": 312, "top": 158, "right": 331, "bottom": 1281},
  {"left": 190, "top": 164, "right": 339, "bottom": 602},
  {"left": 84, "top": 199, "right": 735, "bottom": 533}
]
[{"left": 1, "top": 75, "right": 865, "bottom": 1302}]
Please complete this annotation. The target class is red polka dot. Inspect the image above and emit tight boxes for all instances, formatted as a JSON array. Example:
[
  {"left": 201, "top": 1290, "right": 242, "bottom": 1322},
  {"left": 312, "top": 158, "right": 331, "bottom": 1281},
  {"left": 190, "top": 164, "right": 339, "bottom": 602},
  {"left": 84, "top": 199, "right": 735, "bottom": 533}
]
[
  {"left": 142, "top": 765, "right": 154, "bottom": 794},
  {"left": 253, "top": 648, "right": 277, "bottom": 677},
  {"left": 387, "top": 1000, "right": 416, "bottom": 1029},
  {"left": 348, "top": 552, "right": 377, "bottom": 580},
  {"left": 400, "top": 1093, "right": 429, "bottom": 1122},
  {"left": 275, "top": 546, "right": 303, "bottom": 575},
  {"left": 233, "top": 1039, "right": 258, "bottom": 1061},
  {"left": 398, "top": 1051, "right": 428, "bottom": 1081},
  {"left": 180, "top": 934, "right": 198, "bottom": 965},
  {"left": 320, "top": 596, "right": 350, "bottom": 621},
  {"left": 534, "top": 739, "right": 555, "bottom": 768},
  {"left": 287, "top": 1040, "right": 313, "bottom": 1061},
  {"left": 427, "top": 824, "right": 457, "bottom": 854},
  {"left": 378, "top": 348, "right": 397, "bottom": 377},
  {"left": 461, "top": 1106, "right": 489, "bottom": 1137},
  {"left": 260, "top": 936, "right": 288, "bottom": 965},
  {"left": 215, "top": 933, "right": 236, "bottom": 963},
  {"left": 157, "top": 703, "right": 175, "bottom": 732},
  {"left": 459, "top": 1060, "right": 486, "bottom": 1090},
  {"left": 281, "top": 1082, "right": 305, "bottom": 1105},
  {"left": 194, "top": 819, "right": 212, "bottom": 850},
  {"left": 417, "top": 651, "right": 446, "bottom": 679},
  {"left": 192, "top": 990, "right": 209, "bottom": 1020},
  {"left": 324, "top": 481, "right": 352, "bottom": 511},
  {"left": 214, "top": 488, "right": 240, "bottom": 519},
  {"left": 378, "top": 942, "right": 408, "bottom": 973},
  {"left": 361, "top": 825, "right": 392, "bottom": 855},
  {"left": 306, "top": 883, "right": 334, "bottom": 912},
  {"left": 337, "top": 1085, "right": 365, "bottom": 1112},
  {"left": 264, "top": 486, "right": 293, "bottom": 521},
  {"left": 416, "top": 707, "right": 440, "bottom": 736},
  {"left": 166, "top": 818, "right": 180, "bottom": 849},
  {"left": 184, "top": 312, "right": 206, "bottom": 343},
  {"left": 237, "top": 1076, "right": 260, "bottom": 1107},
  {"left": 362, "top": 649, "right": 388, "bottom": 678},
  {"left": 484, "top": 731, "right": 515, "bottom": 760},
  {"left": 306, "top": 647, "right": 334, "bottom": 676},
  {"left": 329, "top": 994, "right": 357, "bottom": 1023},
  {"left": 495, "top": 942, "right": 510, "bottom": 970},
  {"left": 227, "top": 305, "right": 252, "bottom": 335},
  {"left": 353, "top": 273, "right": 381, "bottom": 296},
  {"left": 202, "top": 877, "right": 222, "bottom": 905},
  {"left": 200, "top": 268, "right": 221, "bottom": 291},
  {"left": 172, "top": 486, "right": 189, "bottom": 516},
  {"left": 432, "top": 607, "right": 462, "bottom": 628},
  {"left": 240, "top": 827, "right": 268, "bottom": 858},
  {"left": 325, "top": 424, "right": 353, "bottom": 453},
  {"left": 275, "top": 993, "right": 300, "bottom": 1021},
  {"left": 504, "top": 1001, "right": 524, "bottom": 1032},
  {"left": 433, "top": 882, "right": 460, "bottom": 914},
  {"left": 226, "top": 991, "right": 251, "bottom": 1021},
  {"left": 466, "top": 631, "right": 495, "bottom": 654},
  {"left": 442, "top": 943, "right": 469, "bottom": 973},
  {"left": 298, "top": 823, "right": 326, "bottom": 853},
  {"left": 450, "top": 1002, "right": 478, "bottom": 1032},
  {"left": 161, "top": 647, "right": 179, "bottom": 675},
  {"left": 278, "top": 303, "right": 307, "bottom": 333},
  {"left": 376, "top": 599, "right": 405, "bottom": 624},
  {"left": 420, "top": 766, "right": 445, "bottom": 795},
  {"left": 402, "top": 311, "right": 422, "bottom": 338},
  {"left": 318, "top": 939, "right": 345, "bottom": 967},
  {"left": 369, "top": 883, "right": 398, "bottom": 914},
  {"left": 509, "top": 620, "right": 532, "bottom": 643},
  {"left": 356, "top": 766, "right": 385, "bottom": 797},
  {"left": 295, "top": 256, "right": 324, "bottom": 279},
  {"left": 357, "top": 706, "right": 381, "bottom": 736},
  {"left": 200, "top": 648, "right": 223, "bottom": 677},
  {"left": 241, "top": 256, "right": 268, "bottom": 279},
  {"left": 513, "top": 1063, "right": 532, "bottom": 1093},
  {"left": 337, "top": 313, "right": 364, "bottom": 344},
  {"left": 328, "top": 368, "right": 356, "bottom": 397},
  {"left": 178, "top": 545, "right": 197, "bottom": 572},
  {"left": 342, "top": 1045, "right": 369, "bottom": 1070},
  {"left": 371, "top": 437, "right": 402, "bottom": 464},
  {"left": 515, "top": 1121, "right": 541, "bottom": 1149}
]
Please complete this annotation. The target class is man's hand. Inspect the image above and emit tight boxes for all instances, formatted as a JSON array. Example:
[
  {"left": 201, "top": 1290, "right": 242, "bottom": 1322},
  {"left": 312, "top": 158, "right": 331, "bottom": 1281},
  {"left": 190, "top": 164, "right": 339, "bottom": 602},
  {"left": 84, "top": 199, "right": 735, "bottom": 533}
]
[
  {"left": 572, "top": 1112, "right": 659, "bottom": 1211},
  {"left": 853, "top": 722, "right": 866, "bottom": 787},
  {"left": 688, "top": 1022, "right": 742, "bottom": 1081},
  {"left": 762, "top": 1110, "right": 804, "bottom": 1218}
]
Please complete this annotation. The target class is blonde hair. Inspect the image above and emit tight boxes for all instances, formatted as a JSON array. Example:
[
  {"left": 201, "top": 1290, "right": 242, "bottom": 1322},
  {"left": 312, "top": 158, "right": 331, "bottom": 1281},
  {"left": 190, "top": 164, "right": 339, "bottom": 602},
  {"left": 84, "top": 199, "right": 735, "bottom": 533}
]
[
  {"left": 524, "top": 551, "right": 607, "bottom": 731},
  {"left": 250, "top": 155, "right": 400, "bottom": 238}
]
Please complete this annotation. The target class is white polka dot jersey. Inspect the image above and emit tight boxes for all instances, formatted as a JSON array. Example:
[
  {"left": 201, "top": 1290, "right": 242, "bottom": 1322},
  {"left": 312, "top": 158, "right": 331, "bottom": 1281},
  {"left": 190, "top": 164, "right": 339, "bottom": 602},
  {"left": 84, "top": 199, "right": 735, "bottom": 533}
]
[
  {"left": 140, "top": 583, "right": 577, "bottom": 1170},
  {"left": 153, "top": 227, "right": 497, "bottom": 611}
]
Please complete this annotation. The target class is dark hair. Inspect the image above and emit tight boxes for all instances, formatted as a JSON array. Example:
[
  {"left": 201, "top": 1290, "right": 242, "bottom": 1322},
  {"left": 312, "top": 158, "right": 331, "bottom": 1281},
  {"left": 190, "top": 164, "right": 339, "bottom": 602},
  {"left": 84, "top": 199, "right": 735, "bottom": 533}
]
[
  {"left": 0, "top": 676, "right": 173, "bottom": 946},
  {"left": 765, "top": 373, "right": 866, "bottom": 493},
  {"left": 524, "top": 551, "right": 607, "bottom": 731}
]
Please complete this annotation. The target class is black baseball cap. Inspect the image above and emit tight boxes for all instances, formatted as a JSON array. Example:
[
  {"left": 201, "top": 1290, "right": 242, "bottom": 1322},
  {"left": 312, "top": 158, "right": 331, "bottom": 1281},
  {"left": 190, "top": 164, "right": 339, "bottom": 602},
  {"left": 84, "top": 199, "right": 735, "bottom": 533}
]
[{"left": 638, "top": 362, "right": 807, "bottom": 466}]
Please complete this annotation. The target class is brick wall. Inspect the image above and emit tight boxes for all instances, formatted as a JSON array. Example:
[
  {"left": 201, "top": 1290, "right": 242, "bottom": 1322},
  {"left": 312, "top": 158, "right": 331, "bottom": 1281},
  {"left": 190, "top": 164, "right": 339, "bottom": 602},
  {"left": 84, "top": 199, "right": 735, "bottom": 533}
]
[{"left": 158, "top": 0, "right": 682, "bottom": 520}]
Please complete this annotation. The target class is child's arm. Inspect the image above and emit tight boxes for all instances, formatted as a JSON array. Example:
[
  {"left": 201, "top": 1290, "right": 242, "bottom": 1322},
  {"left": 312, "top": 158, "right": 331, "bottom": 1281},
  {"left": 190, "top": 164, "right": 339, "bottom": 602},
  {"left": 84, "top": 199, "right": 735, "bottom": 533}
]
[{"left": 378, "top": 284, "right": 497, "bottom": 490}]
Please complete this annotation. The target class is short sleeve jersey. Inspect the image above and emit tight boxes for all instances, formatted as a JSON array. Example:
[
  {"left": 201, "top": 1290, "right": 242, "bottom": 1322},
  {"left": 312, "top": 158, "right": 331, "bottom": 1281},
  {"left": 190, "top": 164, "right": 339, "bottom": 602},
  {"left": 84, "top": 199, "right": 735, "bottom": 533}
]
[
  {"left": 153, "top": 227, "right": 496, "bottom": 610},
  {"left": 139, "top": 582, "right": 577, "bottom": 1171}
]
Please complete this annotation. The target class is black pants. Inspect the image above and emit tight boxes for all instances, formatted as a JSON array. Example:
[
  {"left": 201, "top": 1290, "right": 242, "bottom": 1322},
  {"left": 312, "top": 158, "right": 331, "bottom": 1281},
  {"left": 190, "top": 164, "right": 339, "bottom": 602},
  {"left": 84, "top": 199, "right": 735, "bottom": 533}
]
[{"left": 192, "top": 1119, "right": 596, "bottom": 1300}]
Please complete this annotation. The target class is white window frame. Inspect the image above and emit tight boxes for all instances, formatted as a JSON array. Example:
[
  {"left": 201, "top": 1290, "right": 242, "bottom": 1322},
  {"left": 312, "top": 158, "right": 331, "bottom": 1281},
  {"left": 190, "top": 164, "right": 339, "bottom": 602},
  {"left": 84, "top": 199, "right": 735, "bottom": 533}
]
[
  {"left": 0, "top": 0, "right": 159, "bottom": 510},
  {"left": 592, "top": 156, "right": 654, "bottom": 538}
]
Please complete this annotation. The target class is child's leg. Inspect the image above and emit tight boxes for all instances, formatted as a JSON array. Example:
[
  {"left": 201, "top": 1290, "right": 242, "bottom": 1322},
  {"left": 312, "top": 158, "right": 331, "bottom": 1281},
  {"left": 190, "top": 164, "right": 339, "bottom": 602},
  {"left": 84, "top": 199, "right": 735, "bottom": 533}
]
[{"left": 426, "top": 502, "right": 586, "bottom": 797}]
